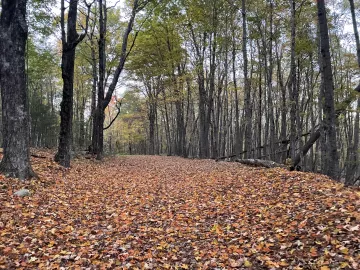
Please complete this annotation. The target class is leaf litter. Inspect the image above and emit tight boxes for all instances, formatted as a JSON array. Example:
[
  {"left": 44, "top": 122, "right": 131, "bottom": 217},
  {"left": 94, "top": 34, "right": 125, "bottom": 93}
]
[{"left": 0, "top": 154, "right": 359, "bottom": 269}]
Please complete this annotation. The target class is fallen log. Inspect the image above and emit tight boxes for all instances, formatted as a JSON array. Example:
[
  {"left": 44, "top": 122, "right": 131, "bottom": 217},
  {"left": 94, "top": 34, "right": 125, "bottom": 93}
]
[
  {"left": 233, "top": 159, "right": 287, "bottom": 169},
  {"left": 293, "top": 91, "right": 360, "bottom": 169},
  {"left": 0, "top": 151, "right": 47, "bottom": 159},
  {"left": 215, "top": 127, "right": 317, "bottom": 161}
]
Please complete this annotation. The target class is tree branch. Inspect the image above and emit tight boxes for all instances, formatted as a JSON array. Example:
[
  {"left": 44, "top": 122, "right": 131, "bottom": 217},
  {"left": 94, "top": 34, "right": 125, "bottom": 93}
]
[{"left": 103, "top": 101, "right": 122, "bottom": 130}]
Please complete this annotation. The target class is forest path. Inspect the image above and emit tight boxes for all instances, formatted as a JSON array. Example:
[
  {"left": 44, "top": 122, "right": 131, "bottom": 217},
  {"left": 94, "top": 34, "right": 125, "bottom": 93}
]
[{"left": 1, "top": 155, "right": 359, "bottom": 269}]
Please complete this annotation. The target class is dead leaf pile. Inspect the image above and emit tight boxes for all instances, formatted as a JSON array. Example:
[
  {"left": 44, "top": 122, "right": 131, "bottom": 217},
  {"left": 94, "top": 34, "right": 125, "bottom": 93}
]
[{"left": 0, "top": 155, "right": 359, "bottom": 269}]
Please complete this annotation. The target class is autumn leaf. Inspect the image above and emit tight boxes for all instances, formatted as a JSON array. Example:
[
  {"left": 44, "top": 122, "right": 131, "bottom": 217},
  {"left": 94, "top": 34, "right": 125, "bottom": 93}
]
[
  {"left": 244, "top": 260, "right": 252, "bottom": 267},
  {"left": 0, "top": 155, "right": 359, "bottom": 269}
]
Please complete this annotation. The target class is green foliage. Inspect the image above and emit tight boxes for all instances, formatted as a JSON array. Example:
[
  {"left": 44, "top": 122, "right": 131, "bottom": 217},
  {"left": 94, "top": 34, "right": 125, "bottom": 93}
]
[
  {"left": 30, "top": 92, "right": 59, "bottom": 147},
  {"left": 108, "top": 89, "right": 147, "bottom": 154},
  {"left": 28, "top": 0, "right": 57, "bottom": 37},
  {"left": 27, "top": 38, "right": 60, "bottom": 147}
]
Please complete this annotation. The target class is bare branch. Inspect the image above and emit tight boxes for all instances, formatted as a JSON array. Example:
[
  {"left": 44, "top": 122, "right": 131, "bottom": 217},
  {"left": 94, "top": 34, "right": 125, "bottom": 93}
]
[
  {"left": 103, "top": 100, "right": 122, "bottom": 130},
  {"left": 106, "top": 0, "right": 121, "bottom": 10}
]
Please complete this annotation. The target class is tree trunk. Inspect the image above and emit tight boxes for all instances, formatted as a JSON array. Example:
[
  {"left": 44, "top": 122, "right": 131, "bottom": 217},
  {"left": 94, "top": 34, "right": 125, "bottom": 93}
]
[
  {"left": 0, "top": 0, "right": 36, "bottom": 179},
  {"left": 267, "top": 1, "right": 276, "bottom": 161},
  {"left": 242, "top": 0, "right": 252, "bottom": 159},
  {"left": 94, "top": 0, "right": 106, "bottom": 160},
  {"left": 289, "top": 0, "right": 298, "bottom": 162},
  {"left": 232, "top": 26, "right": 241, "bottom": 156},
  {"left": 345, "top": 0, "right": 360, "bottom": 184},
  {"left": 79, "top": 97, "right": 85, "bottom": 149},
  {"left": 90, "top": 40, "right": 98, "bottom": 152},
  {"left": 198, "top": 61, "right": 208, "bottom": 158},
  {"left": 92, "top": 0, "right": 140, "bottom": 159},
  {"left": 173, "top": 64, "right": 186, "bottom": 157},
  {"left": 55, "top": 0, "right": 88, "bottom": 167},
  {"left": 276, "top": 42, "right": 287, "bottom": 163},
  {"left": 148, "top": 97, "right": 156, "bottom": 155},
  {"left": 317, "top": 0, "right": 339, "bottom": 179}
]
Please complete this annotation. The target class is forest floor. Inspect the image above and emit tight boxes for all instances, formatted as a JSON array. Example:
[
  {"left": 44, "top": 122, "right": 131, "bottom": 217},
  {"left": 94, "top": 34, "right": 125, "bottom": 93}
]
[{"left": 0, "top": 152, "right": 359, "bottom": 269}]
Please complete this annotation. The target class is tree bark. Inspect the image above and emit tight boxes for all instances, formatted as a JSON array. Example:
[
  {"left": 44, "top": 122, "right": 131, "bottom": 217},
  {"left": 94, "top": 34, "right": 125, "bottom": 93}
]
[
  {"left": 345, "top": 0, "right": 360, "bottom": 185},
  {"left": 242, "top": 0, "right": 252, "bottom": 159},
  {"left": 232, "top": 25, "right": 241, "bottom": 156},
  {"left": 148, "top": 96, "right": 156, "bottom": 155},
  {"left": 289, "top": 0, "right": 298, "bottom": 162},
  {"left": 0, "top": 0, "right": 36, "bottom": 179},
  {"left": 92, "top": 0, "right": 140, "bottom": 159},
  {"left": 55, "top": 0, "right": 89, "bottom": 167},
  {"left": 267, "top": 1, "right": 276, "bottom": 161},
  {"left": 317, "top": 0, "right": 339, "bottom": 179},
  {"left": 276, "top": 42, "right": 287, "bottom": 163},
  {"left": 79, "top": 97, "right": 86, "bottom": 149},
  {"left": 90, "top": 40, "right": 98, "bottom": 153},
  {"left": 93, "top": 0, "right": 106, "bottom": 159},
  {"left": 174, "top": 66, "right": 186, "bottom": 157}
]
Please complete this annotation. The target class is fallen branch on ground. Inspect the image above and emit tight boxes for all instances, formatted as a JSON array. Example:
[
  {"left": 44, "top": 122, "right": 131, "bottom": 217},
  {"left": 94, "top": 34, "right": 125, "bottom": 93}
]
[
  {"left": 232, "top": 159, "right": 287, "bottom": 169},
  {"left": 0, "top": 151, "right": 47, "bottom": 159},
  {"left": 30, "top": 154, "right": 47, "bottom": 159},
  {"left": 215, "top": 127, "right": 318, "bottom": 161}
]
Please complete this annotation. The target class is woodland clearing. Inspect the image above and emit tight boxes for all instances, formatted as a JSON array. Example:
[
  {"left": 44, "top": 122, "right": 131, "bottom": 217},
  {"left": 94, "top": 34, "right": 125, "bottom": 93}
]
[{"left": 0, "top": 153, "right": 359, "bottom": 269}]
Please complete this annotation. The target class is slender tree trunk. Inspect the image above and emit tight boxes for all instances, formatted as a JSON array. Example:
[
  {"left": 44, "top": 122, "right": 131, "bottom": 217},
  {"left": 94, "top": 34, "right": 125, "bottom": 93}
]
[
  {"left": 267, "top": 0, "right": 276, "bottom": 161},
  {"left": 94, "top": 0, "right": 106, "bottom": 160},
  {"left": 232, "top": 27, "right": 241, "bottom": 156},
  {"left": 345, "top": 0, "right": 360, "bottom": 184},
  {"left": 198, "top": 62, "right": 208, "bottom": 158},
  {"left": 79, "top": 97, "right": 85, "bottom": 149},
  {"left": 277, "top": 43, "right": 287, "bottom": 162},
  {"left": 0, "top": 0, "right": 36, "bottom": 179},
  {"left": 90, "top": 41, "right": 98, "bottom": 152},
  {"left": 289, "top": 0, "right": 297, "bottom": 163},
  {"left": 256, "top": 40, "right": 262, "bottom": 159},
  {"left": 174, "top": 66, "right": 186, "bottom": 157},
  {"left": 242, "top": 0, "right": 252, "bottom": 159},
  {"left": 148, "top": 97, "right": 156, "bottom": 155},
  {"left": 349, "top": 0, "right": 360, "bottom": 69}
]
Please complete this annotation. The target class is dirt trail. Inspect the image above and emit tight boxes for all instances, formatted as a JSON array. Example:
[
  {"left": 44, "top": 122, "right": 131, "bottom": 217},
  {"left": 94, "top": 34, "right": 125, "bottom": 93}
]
[{"left": 1, "top": 155, "right": 359, "bottom": 269}]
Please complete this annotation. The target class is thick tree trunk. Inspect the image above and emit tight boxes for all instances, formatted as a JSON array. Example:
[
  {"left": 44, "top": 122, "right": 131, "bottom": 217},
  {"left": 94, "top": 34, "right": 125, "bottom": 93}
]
[
  {"left": 0, "top": 0, "right": 36, "bottom": 179},
  {"left": 56, "top": 46, "right": 76, "bottom": 167},
  {"left": 317, "top": 0, "right": 339, "bottom": 179}
]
